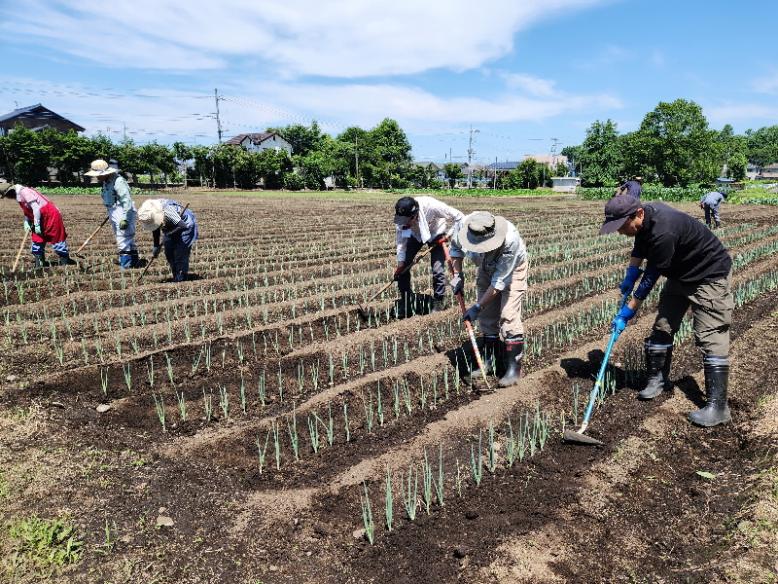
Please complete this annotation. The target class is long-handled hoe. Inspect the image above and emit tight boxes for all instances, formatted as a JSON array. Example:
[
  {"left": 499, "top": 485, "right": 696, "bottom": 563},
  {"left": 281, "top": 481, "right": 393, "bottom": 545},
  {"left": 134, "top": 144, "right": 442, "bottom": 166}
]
[
  {"left": 440, "top": 240, "right": 490, "bottom": 390},
  {"left": 563, "top": 294, "right": 628, "bottom": 446},
  {"left": 357, "top": 244, "right": 432, "bottom": 321},
  {"left": 70, "top": 215, "right": 111, "bottom": 271},
  {"left": 11, "top": 230, "right": 28, "bottom": 273}
]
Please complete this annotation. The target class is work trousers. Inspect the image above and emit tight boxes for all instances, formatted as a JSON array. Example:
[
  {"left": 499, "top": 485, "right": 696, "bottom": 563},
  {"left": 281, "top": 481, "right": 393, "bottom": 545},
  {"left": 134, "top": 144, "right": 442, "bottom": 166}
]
[
  {"left": 649, "top": 273, "right": 733, "bottom": 357},
  {"left": 476, "top": 260, "right": 528, "bottom": 338},
  {"left": 397, "top": 237, "right": 447, "bottom": 300},
  {"left": 108, "top": 203, "right": 137, "bottom": 254},
  {"left": 703, "top": 204, "right": 720, "bottom": 227},
  {"left": 164, "top": 236, "right": 192, "bottom": 282}
]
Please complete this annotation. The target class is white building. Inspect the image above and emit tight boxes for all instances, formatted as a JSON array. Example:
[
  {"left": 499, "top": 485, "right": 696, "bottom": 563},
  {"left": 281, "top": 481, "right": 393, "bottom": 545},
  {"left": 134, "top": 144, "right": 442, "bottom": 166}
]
[{"left": 225, "top": 132, "right": 293, "bottom": 154}]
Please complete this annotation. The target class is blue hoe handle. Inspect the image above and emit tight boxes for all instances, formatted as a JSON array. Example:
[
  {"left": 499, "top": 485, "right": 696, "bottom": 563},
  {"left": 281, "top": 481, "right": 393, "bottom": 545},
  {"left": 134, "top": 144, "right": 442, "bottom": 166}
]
[{"left": 580, "top": 293, "right": 630, "bottom": 427}]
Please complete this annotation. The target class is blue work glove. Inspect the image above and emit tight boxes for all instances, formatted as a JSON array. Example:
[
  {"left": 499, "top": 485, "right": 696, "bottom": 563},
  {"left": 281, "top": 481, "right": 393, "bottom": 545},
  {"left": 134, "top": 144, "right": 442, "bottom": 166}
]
[
  {"left": 33, "top": 223, "right": 42, "bottom": 236},
  {"left": 152, "top": 246, "right": 161, "bottom": 259},
  {"left": 463, "top": 303, "right": 481, "bottom": 323},
  {"left": 612, "top": 304, "right": 636, "bottom": 333},
  {"left": 450, "top": 273, "right": 464, "bottom": 296},
  {"left": 119, "top": 219, "right": 129, "bottom": 231},
  {"left": 619, "top": 265, "right": 643, "bottom": 296}
]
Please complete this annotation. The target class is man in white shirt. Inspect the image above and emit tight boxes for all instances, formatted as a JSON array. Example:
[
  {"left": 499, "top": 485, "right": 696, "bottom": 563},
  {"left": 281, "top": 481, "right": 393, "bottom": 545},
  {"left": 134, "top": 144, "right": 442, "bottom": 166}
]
[{"left": 393, "top": 196, "right": 464, "bottom": 314}]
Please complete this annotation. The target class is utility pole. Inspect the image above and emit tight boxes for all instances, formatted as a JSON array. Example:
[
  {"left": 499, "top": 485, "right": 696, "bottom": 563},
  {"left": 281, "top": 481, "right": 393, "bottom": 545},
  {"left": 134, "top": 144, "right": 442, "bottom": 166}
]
[
  {"left": 492, "top": 157, "right": 498, "bottom": 190},
  {"left": 122, "top": 123, "right": 127, "bottom": 142},
  {"left": 466, "top": 125, "right": 479, "bottom": 188},
  {"left": 214, "top": 88, "right": 223, "bottom": 143},
  {"left": 354, "top": 136, "right": 360, "bottom": 189}
]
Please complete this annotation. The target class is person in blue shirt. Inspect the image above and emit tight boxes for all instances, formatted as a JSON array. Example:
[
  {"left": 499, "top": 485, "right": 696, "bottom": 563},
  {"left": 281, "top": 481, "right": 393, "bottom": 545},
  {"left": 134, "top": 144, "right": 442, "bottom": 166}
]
[
  {"left": 700, "top": 191, "right": 726, "bottom": 229},
  {"left": 137, "top": 199, "right": 198, "bottom": 282},
  {"left": 85, "top": 159, "right": 142, "bottom": 268}
]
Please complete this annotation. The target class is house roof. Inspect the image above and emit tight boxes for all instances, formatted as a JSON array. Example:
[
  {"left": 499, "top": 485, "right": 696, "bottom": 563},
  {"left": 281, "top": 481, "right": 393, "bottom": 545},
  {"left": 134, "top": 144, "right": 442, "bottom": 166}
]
[
  {"left": 0, "top": 103, "right": 85, "bottom": 132},
  {"left": 225, "top": 132, "right": 281, "bottom": 146},
  {"left": 486, "top": 161, "right": 520, "bottom": 171}
]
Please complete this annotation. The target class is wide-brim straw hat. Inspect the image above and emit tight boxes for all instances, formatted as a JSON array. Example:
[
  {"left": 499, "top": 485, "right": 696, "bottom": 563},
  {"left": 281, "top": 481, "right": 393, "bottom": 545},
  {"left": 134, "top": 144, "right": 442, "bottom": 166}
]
[
  {"left": 457, "top": 211, "right": 509, "bottom": 253},
  {"left": 0, "top": 180, "right": 14, "bottom": 197},
  {"left": 84, "top": 159, "right": 119, "bottom": 177},
  {"left": 137, "top": 199, "right": 164, "bottom": 231}
]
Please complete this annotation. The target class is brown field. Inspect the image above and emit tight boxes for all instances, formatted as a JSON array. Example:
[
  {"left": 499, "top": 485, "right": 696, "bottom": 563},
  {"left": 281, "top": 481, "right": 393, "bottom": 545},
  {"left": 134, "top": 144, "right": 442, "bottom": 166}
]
[{"left": 1, "top": 192, "right": 776, "bottom": 583}]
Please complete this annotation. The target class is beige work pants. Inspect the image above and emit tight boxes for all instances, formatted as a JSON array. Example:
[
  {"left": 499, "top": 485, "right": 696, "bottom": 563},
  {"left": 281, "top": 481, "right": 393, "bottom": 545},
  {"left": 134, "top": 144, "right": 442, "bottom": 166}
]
[{"left": 476, "top": 260, "right": 528, "bottom": 338}]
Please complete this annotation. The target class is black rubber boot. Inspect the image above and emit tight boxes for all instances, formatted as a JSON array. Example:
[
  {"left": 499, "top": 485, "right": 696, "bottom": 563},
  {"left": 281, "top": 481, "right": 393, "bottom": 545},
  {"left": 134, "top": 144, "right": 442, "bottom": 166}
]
[
  {"left": 430, "top": 298, "right": 446, "bottom": 313},
  {"left": 58, "top": 255, "right": 77, "bottom": 266},
  {"left": 498, "top": 335, "right": 524, "bottom": 388},
  {"left": 395, "top": 292, "right": 415, "bottom": 319},
  {"left": 688, "top": 356, "right": 731, "bottom": 427},
  {"left": 466, "top": 336, "right": 500, "bottom": 383},
  {"left": 33, "top": 254, "right": 46, "bottom": 269},
  {"left": 638, "top": 341, "right": 673, "bottom": 400}
]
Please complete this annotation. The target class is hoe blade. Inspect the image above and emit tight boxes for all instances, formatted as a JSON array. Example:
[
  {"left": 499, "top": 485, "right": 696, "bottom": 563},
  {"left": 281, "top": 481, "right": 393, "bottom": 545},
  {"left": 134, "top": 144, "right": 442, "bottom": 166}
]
[{"left": 562, "top": 429, "right": 604, "bottom": 447}]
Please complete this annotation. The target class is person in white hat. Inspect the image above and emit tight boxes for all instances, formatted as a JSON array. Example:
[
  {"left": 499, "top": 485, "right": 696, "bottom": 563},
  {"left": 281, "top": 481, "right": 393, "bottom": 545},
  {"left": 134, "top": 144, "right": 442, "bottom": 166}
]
[
  {"left": 84, "top": 159, "right": 141, "bottom": 268},
  {"left": 448, "top": 211, "right": 529, "bottom": 387},
  {"left": 1, "top": 180, "right": 76, "bottom": 267},
  {"left": 137, "top": 198, "right": 198, "bottom": 282}
]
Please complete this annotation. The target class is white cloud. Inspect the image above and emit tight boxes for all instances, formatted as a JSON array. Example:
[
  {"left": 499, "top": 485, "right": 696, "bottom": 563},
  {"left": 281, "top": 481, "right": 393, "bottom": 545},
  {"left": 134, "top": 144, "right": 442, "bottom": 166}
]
[
  {"left": 705, "top": 102, "right": 778, "bottom": 125},
  {"left": 1, "top": 77, "right": 622, "bottom": 142},
  {"left": 752, "top": 71, "right": 778, "bottom": 94},
  {"left": 3, "top": 0, "right": 609, "bottom": 77},
  {"left": 499, "top": 73, "right": 559, "bottom": 97}
]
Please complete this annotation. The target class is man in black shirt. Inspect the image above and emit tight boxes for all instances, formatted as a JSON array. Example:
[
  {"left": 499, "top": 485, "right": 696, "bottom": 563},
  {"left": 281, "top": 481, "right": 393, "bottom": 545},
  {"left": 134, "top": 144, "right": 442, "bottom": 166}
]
[{"left": 600, "top": 195, "right": 734, "bottom": 427}]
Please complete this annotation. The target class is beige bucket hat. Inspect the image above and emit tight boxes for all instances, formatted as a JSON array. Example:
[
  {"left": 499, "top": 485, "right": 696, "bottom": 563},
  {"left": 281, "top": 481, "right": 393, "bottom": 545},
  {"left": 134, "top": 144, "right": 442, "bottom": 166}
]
[
  {"left": 137, "top": 199, "right": 165, "bottom": 231},
  {"left": 84, "top": 159, "right": 119, "bottom": 177},
  {"left": 0, "top": 180, "right": 14, "bottom": 197},
  {"left": 457, "top": 211, "right": 509, "bottom": 253}
]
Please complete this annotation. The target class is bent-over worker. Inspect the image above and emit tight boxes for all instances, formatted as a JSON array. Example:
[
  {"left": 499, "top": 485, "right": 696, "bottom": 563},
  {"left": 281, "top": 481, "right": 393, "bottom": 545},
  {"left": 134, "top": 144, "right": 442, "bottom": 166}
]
[
  {"left": 137, "top": 198, "right": 198, "bottom": 282},
  {"left": 448, "top": 211, "right": 529, "bottom": 388}
]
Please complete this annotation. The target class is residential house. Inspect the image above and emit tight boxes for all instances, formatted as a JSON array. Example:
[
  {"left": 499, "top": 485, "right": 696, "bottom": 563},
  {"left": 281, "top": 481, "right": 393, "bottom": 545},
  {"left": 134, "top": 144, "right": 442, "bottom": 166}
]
[
  {"left": 225, "top": 132, "right": 293, "bottom": 154},
  {"left": 0, "top": 103, "right": 85, "bottom": 136}
]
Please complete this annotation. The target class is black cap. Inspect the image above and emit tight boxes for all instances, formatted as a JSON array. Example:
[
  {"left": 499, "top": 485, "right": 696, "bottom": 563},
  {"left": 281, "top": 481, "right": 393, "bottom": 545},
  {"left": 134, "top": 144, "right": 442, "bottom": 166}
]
[
  {"left": 394, "top": 197, "right": 418, "bottom": 225},
  {"left": 600, "top": 194, "right": 640, "bottom": 234}
]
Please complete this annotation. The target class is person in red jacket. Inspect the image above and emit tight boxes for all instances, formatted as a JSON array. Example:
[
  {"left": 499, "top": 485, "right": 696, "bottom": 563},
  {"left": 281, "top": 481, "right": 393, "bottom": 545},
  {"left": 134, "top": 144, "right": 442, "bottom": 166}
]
[{"left": 1, "top": 180, "right": 76, "bottom": 267}]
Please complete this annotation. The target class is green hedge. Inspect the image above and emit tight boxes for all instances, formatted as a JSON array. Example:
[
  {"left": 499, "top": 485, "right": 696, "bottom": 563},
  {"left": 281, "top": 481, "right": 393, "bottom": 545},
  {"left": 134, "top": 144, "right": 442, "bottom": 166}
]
[{"left": 579, "top": 185, "right": 709, "bottom": 201}]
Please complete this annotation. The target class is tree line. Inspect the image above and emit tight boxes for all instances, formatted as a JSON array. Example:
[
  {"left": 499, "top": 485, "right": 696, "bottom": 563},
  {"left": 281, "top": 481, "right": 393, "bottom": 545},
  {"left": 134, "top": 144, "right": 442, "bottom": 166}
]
[
  {"left": 0, "top": 118, "right": 422, "bottom": 190},
  {"left": 562, "top": 98, "right": 778, "bottom": 188},
  {"left": 3, "top": 97, "right": 777, "bottom": 191}
]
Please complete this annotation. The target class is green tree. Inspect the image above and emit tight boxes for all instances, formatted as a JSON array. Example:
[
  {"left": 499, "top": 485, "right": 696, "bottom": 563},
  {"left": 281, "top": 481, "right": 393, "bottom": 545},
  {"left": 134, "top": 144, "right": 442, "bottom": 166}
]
[
  {"left": 746, "top": 125, "right": 778, "bottom": 168},
  {"left": 39, "top": 129, "right": 94, "bottom": 185},
  {"left": 443, "top": 163, "right": 463, "bottom": 188},
  {"left": 335, "top": 126, "right": 370, "bottom": 187},
  {"left": 3, "top": 125, "right": 51, "bottom": 184},
  {"left": 578, "top": 119, "right": 623, "bottom": 187},
  {"left": 506, "top": 159, "right": 542, "bottom": 189},
  {"left": 631, "top": 99, "right": 720, "bottom": 186},
  {"left": 255, "top": 149, "right": 292, "bottom": 189},
  {"left": 727, "top": 152, "right": 748, "bottom": 181},
  {"left": 364, "top": 118, "right": 413, "bottom": 188},
  {"left": 268, "top": 121, "right": 324, "bottom": 157}
]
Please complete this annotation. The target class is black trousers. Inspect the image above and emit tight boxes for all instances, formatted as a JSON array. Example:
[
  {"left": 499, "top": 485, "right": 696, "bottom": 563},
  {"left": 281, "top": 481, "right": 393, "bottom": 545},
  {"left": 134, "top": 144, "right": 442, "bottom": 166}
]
[{"left": 396, "top": 237, "right": 447, "bottom": 300}]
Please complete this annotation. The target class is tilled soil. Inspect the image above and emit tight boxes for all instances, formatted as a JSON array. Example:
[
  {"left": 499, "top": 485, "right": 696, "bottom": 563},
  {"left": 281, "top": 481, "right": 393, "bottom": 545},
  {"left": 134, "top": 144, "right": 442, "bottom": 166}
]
[{"left": 1, "top": 195, "right": 776, "bottom": 584}]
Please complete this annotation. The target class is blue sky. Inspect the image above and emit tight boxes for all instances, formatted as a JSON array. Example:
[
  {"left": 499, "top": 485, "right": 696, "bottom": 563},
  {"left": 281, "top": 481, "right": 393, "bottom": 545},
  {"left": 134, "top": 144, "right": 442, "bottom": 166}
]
[{"left": 1, "top": 0, "right": 776, "bottom": 164}]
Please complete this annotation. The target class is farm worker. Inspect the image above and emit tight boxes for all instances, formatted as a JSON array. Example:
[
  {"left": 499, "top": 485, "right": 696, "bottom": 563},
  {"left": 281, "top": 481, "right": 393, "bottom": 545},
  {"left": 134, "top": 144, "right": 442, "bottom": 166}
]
[
  {"left": 84, "top": 159, "right": 142, "bottom": 269},
  {"left": 448, "top": 211, "right": 528, "bottom": 388},
  {"left": 137, "top": 199, "right": 198, "bottom": 282},
  {"left": 393, "top": 196, "right": 464, "bottom": 314},
  {"left": 614, "top": 176, "right": 642, "bottom": 199},
  {"left": 601, "top": 194, "right": 734, "bottom": 427},
  {"left": 700, "top": 190, "right": 726, "bottom": 229},
  {"left": 0, "top": 180, "right": 76, "bottom": 267}
]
